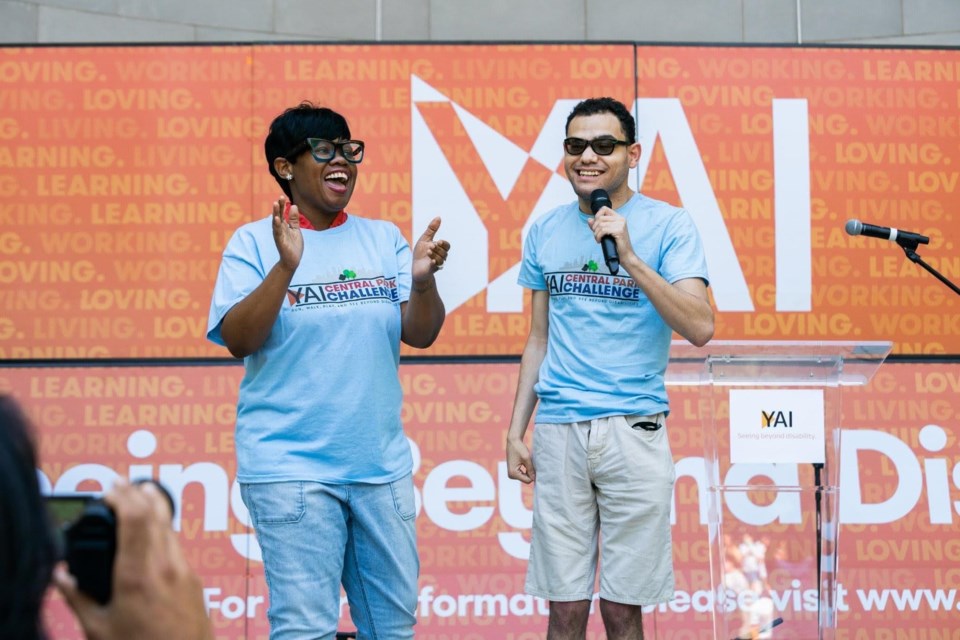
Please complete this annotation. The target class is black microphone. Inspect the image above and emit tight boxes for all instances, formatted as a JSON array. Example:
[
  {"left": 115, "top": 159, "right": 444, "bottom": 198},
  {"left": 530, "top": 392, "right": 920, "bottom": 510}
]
[
  {"left": 845, "top": 219, "right": 929, "bottom": 246},
  {"left": 590, "top": 189, "right": 619, "bottom": 275}
]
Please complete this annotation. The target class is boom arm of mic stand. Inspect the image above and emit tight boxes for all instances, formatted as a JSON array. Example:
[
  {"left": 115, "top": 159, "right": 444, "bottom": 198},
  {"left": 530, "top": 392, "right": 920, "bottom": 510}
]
[{"left": 899, "top": 242, "right": 960, "bottom": 297}]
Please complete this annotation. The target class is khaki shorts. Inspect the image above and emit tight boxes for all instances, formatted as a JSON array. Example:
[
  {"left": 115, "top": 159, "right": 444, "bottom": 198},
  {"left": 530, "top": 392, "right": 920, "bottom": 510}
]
[{"left": 525, "top": 414, "right": 676, "bottom": 605}]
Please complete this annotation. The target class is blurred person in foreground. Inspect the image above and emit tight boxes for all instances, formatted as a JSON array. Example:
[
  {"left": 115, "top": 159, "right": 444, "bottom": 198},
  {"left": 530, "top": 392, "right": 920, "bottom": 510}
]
[
  {"left": 207, "top": 102, "right": 450, "bottom": 638},
  {"left": 506, "top": 97, "right": 714, "bottom": 640},
  {"left": 0, "top": 395, "right": 212, "bottom": 640}
]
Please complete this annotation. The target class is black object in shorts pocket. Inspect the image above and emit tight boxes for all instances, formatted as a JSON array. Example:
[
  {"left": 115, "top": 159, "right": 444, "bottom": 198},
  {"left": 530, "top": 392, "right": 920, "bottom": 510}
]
[{"left": 630, "top": 418, "right": 663, "bottom": 432}]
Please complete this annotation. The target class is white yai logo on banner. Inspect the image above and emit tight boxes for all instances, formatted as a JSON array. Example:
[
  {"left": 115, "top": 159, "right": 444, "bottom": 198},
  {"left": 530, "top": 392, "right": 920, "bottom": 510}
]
[
  {"left": 728, "top": 388, "right": 825, "bottom": 464},
  {"left": 410, "top": 75, "right": 812, "bottom": 315}
]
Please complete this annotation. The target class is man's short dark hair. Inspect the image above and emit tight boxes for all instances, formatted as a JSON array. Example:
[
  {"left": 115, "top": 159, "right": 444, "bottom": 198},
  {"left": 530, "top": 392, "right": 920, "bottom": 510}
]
[
  {"left": 264, "top": 102, "right": 352, "bottom": 198},
  {"left": 565, "top": 97, "right": 636, "bottom": 144}
]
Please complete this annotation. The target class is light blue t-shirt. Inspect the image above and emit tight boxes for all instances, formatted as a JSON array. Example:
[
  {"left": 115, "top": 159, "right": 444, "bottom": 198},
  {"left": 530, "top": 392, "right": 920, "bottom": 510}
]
[
  {"left": 518, "top": 193, "right": 709, "bottom": 423},
  {"left": 207, "top": 214, "right": 413, "bottom": 484}
]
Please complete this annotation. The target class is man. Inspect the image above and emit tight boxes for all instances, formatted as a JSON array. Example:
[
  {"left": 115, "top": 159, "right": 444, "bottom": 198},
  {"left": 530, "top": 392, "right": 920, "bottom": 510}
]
[{"left": 506, "top": 97, "right": 714, "bottom": 640}]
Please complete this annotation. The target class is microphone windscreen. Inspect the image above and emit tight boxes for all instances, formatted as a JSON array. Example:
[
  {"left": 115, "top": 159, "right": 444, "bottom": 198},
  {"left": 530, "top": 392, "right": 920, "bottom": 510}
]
[
  {"left": 844, "top": 219, "right": 862, "bottom": 236},
  {"left": 590, "top": 189, "right": 611, "bottom": 214}
]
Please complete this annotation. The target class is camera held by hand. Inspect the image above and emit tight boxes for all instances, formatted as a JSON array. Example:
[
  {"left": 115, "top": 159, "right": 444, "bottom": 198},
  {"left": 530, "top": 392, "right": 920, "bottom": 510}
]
[{"left": 46, "top": 479, "right": 175, "bottom": 604}]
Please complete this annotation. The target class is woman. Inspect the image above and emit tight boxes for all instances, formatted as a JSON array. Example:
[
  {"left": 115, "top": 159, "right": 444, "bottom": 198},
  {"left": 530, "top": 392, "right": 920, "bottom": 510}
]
[{"left": 207, "top": 102, "right": 450, "bottom": 638}]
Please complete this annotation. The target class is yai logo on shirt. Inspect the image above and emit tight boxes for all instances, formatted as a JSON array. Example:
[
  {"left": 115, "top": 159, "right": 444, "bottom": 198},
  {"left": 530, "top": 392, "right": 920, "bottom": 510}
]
[
  {"left": 286, "top": 274, "right": 399, "bottom": 308},
  {"left": 544, "top": 270, "right": 643, "bottom": 303}
]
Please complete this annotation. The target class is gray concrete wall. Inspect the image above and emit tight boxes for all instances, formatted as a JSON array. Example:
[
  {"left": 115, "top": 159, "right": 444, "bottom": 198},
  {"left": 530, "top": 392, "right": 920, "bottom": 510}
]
[{"left": 1, "top": 0, "right": 959, "bottom": 46}]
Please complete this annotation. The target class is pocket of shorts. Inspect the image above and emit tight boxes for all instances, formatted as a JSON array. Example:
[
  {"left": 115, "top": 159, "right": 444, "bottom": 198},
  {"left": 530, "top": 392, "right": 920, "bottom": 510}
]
[
  {"left": 242, "top": 481, "right": 305, "bottom": 525},
  {"left": 390, "top": 477, "right": 417, "bottom": 521}
]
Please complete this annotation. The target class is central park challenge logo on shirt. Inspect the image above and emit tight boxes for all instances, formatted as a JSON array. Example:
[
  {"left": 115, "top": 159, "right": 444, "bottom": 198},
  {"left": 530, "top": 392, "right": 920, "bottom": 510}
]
[
  {"left": 544, "top": 271, "right": 643, "bottom": 303},
  {"left": 286, "top": 274, "right": 399, "bottom": 308}
]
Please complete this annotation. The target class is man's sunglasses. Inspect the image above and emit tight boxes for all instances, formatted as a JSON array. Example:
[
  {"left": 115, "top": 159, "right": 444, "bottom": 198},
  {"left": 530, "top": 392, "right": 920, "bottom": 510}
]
[
  {"left": 286, "top": 138, "right": 365, "bottom": 164},
  {"left": 563, "top": 137, "right": 630, "bottom": 156}
]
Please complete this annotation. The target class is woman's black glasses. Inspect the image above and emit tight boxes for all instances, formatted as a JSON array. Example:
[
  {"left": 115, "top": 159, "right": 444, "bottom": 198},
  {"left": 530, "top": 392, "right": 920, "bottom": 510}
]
[{"left": 286, "top": 138, "right": 365, "bottom": 164}]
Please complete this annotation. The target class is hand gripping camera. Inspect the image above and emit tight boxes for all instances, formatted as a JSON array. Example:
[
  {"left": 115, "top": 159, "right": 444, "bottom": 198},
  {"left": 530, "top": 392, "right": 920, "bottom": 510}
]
[{"left": 47, "top": 479, "right": 174, "bottom": 604}]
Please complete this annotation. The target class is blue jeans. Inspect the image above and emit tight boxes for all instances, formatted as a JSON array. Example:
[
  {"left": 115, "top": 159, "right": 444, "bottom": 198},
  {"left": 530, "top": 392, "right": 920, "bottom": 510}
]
[{"left": 241, "top": 476, "right": 418, "bottom": 640}]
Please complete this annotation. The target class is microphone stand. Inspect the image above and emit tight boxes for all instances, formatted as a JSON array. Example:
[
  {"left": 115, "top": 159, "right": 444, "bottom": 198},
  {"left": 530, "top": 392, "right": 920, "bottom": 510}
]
[
  {"left": 899, "top": 240, "right": 960, "bottom": 297},
  {"left": 813, "top": 461, "right": 824, "bottom": 633}
]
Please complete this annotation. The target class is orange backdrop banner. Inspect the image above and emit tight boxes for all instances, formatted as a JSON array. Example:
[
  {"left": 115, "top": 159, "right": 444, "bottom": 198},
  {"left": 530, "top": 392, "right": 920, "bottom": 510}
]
[
  {"left": 3, "top": 360, "right": 957, "bottom": 638},
  {"left": 632, "top": 46, "right": 960, "bottom": 355},
  {"left": 2, "top": 44, "right": 960, "bottom": 358}
]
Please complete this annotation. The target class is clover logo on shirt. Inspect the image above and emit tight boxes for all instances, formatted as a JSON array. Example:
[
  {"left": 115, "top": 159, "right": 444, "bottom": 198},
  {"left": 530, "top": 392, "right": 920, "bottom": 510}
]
[
  {"left": 581, "top": 260, "right": 599, "bottom": 273},
  {"left": 339, "top": 269, "right": 356, "bottom": 281}
]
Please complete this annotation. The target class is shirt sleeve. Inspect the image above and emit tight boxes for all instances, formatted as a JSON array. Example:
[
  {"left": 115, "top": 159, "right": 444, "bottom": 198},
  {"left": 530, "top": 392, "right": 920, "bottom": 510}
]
[
  {"left": 394, "top": 224, "right": 412, "bottom": 303},
  {"left": 659, "top": 209, "right": 710, "bottom": 287},
  {"left": 206, "top": 229, "right": 265, "bottom": 346},
  {"left": 517, "top": 220, "right": 546, "bottom": 291}
]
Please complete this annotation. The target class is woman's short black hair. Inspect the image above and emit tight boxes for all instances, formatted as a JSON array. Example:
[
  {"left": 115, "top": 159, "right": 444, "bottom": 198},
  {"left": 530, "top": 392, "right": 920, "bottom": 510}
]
[
  {"left": 0, "top": 395, "right": 56, "bottom": 640},
  {"left": 264, "top": 102, "right": 352, "bottom": 198},
  {"left": 565, "top": 96, "right": 637, "bottom": 144}
]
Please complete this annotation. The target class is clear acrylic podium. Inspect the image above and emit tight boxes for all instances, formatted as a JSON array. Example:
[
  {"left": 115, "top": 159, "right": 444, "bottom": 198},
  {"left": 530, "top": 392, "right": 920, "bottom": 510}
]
[{"left": 667, "top": 341, "right": 892, "bottom": 640}]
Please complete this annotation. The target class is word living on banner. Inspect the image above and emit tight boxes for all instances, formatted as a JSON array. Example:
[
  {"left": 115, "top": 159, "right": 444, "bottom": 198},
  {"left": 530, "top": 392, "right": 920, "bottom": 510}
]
[
  {"left": 411, "top": 75, "right": 812, "bottom": 316},
  {"left": 36, "top": 424, "right": 960, "bottom": 561}
]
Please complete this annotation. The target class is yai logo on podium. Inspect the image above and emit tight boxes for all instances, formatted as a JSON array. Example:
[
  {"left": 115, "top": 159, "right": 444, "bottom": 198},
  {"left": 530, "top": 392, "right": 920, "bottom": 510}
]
[{"left": 729, "top": 389, "right": 825, "bottom": 464}]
